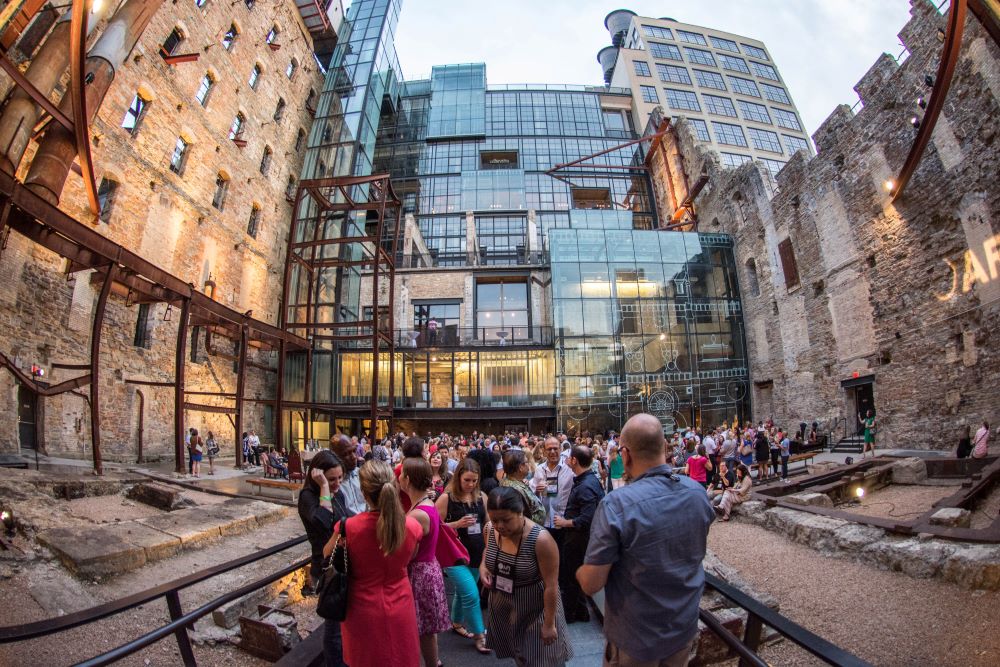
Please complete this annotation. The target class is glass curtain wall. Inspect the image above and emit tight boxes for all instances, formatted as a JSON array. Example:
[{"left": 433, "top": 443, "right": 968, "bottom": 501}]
[{"left": 551, "top": 229, "right": 749, "bottom": 435}]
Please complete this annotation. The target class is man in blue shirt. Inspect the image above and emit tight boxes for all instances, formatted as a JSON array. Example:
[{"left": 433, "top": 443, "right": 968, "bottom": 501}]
[
  {"left": 578, "top": 413, "right": 715, "bottom": 666},
  {"left": 554, "top": 445, "right": 605, "bottom": 623}
]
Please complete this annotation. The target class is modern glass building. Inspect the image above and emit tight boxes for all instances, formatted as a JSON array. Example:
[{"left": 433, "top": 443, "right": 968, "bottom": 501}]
[{"left": 282, "top": 0, "right": 750, "bottom": 442}]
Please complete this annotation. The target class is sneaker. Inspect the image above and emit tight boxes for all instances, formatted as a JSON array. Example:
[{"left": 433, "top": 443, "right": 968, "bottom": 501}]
[{"left": 713, "top": 505, "right": 724, "bottom": 516}]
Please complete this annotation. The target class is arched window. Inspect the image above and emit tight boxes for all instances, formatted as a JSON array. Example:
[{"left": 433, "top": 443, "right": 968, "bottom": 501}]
[
  {"left": 248, "top": 63, "right": 262, "bottom": 90},
  {"left": 265, "top": 25, "right": 279, "bottom": 45},
  {"left": 195, "top": 72, "right": 214, "bottom": 106},
  {"left": 228, "top": 112, "right": 245, "bottom": 140},
  {"left": 306, "top": 88, "right": 317, "bottom": 113},
  {"left": 285, "top": 58, "right": 298, "bottom": 80},
  {"left": 294, "top": 128, "right": 305, "bottom": 152},
  {"left": 121, "top": 92, "right": 150, "bottom": 135},
  {"left": 273, "top": 97, "right": 286, "bottom": 121},
  {"left": 222, "top": 23, "right": 238, "bottom": 50},
  {"left": 97, "top": 178, "right": 118, "bottom": 221},
  {"left": 247, "top": 204, "right": 261, "bottom": 238},
  {"left": 285, "top": 175, "right": 296, "bottom": 200},
  {"left": 259, "top": 146, "right": 272, "bottom": 175},
  {"left": 212, "top": 173, "right": 229, "bottom": 210},
  {"left": 161, "top": 27, "right": 184, "bottom": 57},
  {"left": 744, "top": 258, "right": 760, "bottom": 297},
  {"left": 169, "top": 137, "right": 189, "bottom": 174}
]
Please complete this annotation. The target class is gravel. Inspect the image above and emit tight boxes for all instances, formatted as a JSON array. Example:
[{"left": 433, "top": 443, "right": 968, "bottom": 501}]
[
  {"left": 708, "top": 521, "right": 1000, "bottom": 666},
  {"left": 833, "top": 483, "right": 958, "bottom": 520},
  {"left": 971, "top": 484, "right": 1000, "bottom": 529}
]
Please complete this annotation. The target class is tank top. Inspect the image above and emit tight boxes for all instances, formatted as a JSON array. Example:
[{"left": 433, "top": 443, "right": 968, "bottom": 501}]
[
  {"left": 411, "top": 504, "right": 439, "bottom": 563},
  {"left": 445, "top": 493, "right": 486, "bottom": 567}
]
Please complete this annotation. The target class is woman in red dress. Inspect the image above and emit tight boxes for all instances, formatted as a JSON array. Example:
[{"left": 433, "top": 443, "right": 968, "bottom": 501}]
[{"left": 326, "top": 460, "right": 422, "bottom": 667}]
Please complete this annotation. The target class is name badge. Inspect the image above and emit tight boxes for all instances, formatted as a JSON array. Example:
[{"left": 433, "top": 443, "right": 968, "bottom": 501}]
[
  {"left": 467, "top": 522, "right": 481, "bottom": 535},
  {"left": 546, "top": 476, "right": 558, "bottom": 496},
  {"left": 495, "top": 560, "right": 514, "bottom": 593}
]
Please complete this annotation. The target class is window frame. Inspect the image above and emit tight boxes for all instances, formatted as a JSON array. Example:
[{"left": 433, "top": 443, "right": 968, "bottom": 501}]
[
  {"left": 169, "top": 137, "right": 189, "bottom": 174},
  {"left": 248, "top": 63, "right": 262, "bottom": 90},
  {"left": 633, "top": 60, "right": 651, "bottom": 77},
  {"left": 728, "top": 76, "right": 761, "bottom": 98},
  {"left": 195, "top": 72, "right": 215, "bottom": 107},
  {"left": 161, "top": 27, "right": 184, "bottom": 57},
  {"left": 121, "top": 93, "right": 149, "bottom": 135},
  {"left": 738, "top": 99, "right": 771, "bottom": 124},
  {"left": 656, "top": 63, "right": 691, "bottom": 85},
  {"left": 702, "top": 93, "right": 737, "bottom": 117},
  {"left": 693, "top": 69, "right": 726, "bottom": 91},
  {"left": 247, "top": 204, "right": 261, "bottom": 238},
  {"left": 648, "top": 42, "right": 682, "bottom": 61},
  {"left": 259, "top": 145, "right": 272, "bottom": 175},
  {"left": 711, "top": 121, "right": 748, "bottom": 147},
  {"left": 222, "top": 23, "right": 238, "bottom": 51},
  {"left": 747, "top": 127, "right": 782, "bottom": 153},
  {"left": 97, "top": 177, "right": 118, "bottom": 222},
  {"left": 639, "top": 84, "right": 659, "bottom": 104},
  {"left": 212, "top": 173, "right": 229, "bottom": 210},
  {"left": 665, "top": 88, "right": 701, "bottom": 112}
]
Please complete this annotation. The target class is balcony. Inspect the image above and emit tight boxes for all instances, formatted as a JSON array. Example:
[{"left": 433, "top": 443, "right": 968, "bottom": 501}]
[
  {"left": 397, "top": 248, "right": 549, "bottom": 269},
  {"left": 396, "top": 326, "right": 553, "bottom": 349}
]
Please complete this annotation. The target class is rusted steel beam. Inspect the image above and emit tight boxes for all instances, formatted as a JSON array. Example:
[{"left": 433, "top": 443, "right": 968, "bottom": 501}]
[
  {"left": 969, "top": 0, "right": 1000, "bottom": 47},
  {"left": 125, "top": 379, "right": 174, "bottom": 387},
  {"left": 68, "top": 0, "right": 99, "bottom": 217},
  {"left": 174, "top": 298, "right": 190, "bottom": 474},
  {"left": 183, "top": 402, "right": 236, "bottom": 415},
  {"left": 89, "top": 263, "right": 115, "bottom": 475},
  {"left": 547, "top": 130, "right": 662, "bottom": 174},
  {"left": 0, "top": 51, "right": 74, "bottom": 133},
  {"left": 50, "top": 362, "right": 90, "bottom": 370},
  {"left": 234, "top": 322, "right": 248, "bottom": 468},
  {"left": 0, "top": 351, "right": 92, "bottom": 394},
  {"left": 891, "top": 0, "right": 967, "bottom": 202}
]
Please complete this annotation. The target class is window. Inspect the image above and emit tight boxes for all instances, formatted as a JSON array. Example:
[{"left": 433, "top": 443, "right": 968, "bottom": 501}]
[
  {"left": 709, "top": 35, "right": 739, "bottom": 53},
  {"left": 718, "top": 54, "right": 750, "bottom": 74},
  {"left": 649, "top": 42, "right": 682, "bottom": 61},
  {"left": 195, "top": 0, "right": 208, "bottom": 7},
  {"left": 97, "top": 178, "right": 117, "bottom": 221},
  {"left": 721, "top": 152, "right": 752, "bottom": 167},
  {"left": 228, "top": 113, "right": 245, "bottom": 139},
  {"left": 294, "top": 128, "right": 306, "bottom": 152},
  {"left": 414, "top": 303, "right": 461, "bottom": 340},
  {"left": 633, "top": 61, "right": 651, "bottom": 77},
  {"left": 121, "top": 93, "right": 149, "bottom": 135},
  {"left": 133, "top": 304, "right": 151, "bottom": 349},
  {"left": 161, "top": 27, "right": 183, "bottom": 56},
  {"left": 688, "top": 118, "right": 711, "bottom": 141},
  {"left": 480, "top": 149, "right": 519, "bottom": 169},
  {"left": 778, "top": 238, "right": 800, "bottom": 289},
  {"left": 751, "top": 61, "right": 780, "bottom": 81},
  {"left": 684, "top": 47, "right": 716, "bottom": 66},
  {"left": 739, "top": 100, "right": 771, "bottom": 124},
  {"left": 760, "top": 83, "right": 791, "bottom": 105},
  {"left": 748, "top": 127, "right": 782, "bottom": 153},
  {"left": 665, "top": 88, "right": 700, "bottom": 112},
  {"left": 744, "top": 258, "right": 761, "bottom": 296},
  {"left": 640, "top": 85, "right": 659, "bottom": 104},
  {"left": 244, "top": 0, "right": 255, "bottom": 8},
  {"left": 222, "top": 23, "right": 238, "bottom": 50},
  {"left": 273, "top": 97, "right": 286, "bottom": 121},
  {"left": 772, "top": 108, "right": 802, "bottom": 131},
  {"left": 286, "top": 175, "right": 296, "bottom": 199},
  {"left": 602, "top": 110, "right": 627, "bottom": 136},
  {"left": 676, "top": 29, "right": 707, "bottom": 45},
  {"left": 742, "top": 44, "right": 769, "bottom": 60},
  {"left": 783, "top": 134, "right": 810, "bottom": 155},
  {"left": 212, "top": 173, "right": 229, "bottom": 210},
  {"left": 265, "top": 26, "right": 279, "bottom": 45},
  {"left": 712, "top": 121, "right": 748, "bottom": 146},
  {"left": 760, "top": 158, "right": 787, "bottom": 179},
  {"left": 259, "top": 146, "right": 272, "bottom": 175},
  {"left": 476, "top": 280, "right": 529, "bottom": 337},
  {"left": 169, "top": 137, "right": 189, "bottom": 174},
  {"left": 248, "top": 64, "right": 261, "bottom": 90},
  {"left": 702, "top": 93, "right": 736, "bottom": 117},
  {"left": 693, "top": 69, "right": 726, "bottom": 90},
  {"left": 643, "top": 25, "right": 672, "bottom": 39},
  {"left": 285, "top": 58, "right": 297, "bottom": 79},
  {"left": 729, "top": 76, "right": 760, "bottom": 98},
  {"left": 656, "top": 63, "right": 691, "bottom": 85},
  {"left": 195, "top": 73, "right": 214, "bottom": 106},
  {"left": 247, "top": 204, "right": 261, "bottom": 238}
]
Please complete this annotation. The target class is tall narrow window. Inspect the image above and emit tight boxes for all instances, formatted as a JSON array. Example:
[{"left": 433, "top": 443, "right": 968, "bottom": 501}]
[
  {"left": 97, "top": 178, "right": 118, "bottom": 221},
  {"left": 121, "top": 93, "right": 149, "bottom": 135},
  {"left": 286, "top": 175, "right": 296, "bottom": 200},
  {"left": 212, "top": 173, "right": 229, "bottom": 210},
  {"left": 169, "top": 137, "right": 189, "bottom": 174},
  {"left": 161, "top": 27, "right": 183, "bottom": 57},
  {"left": 306, "top": 88, "right": 317, "bottom": 113},
  {"left": 222, "top": 23, "right": 238, "bottom": 50},
  {"left": 265, "top": 26, "right": 279, "bottom": 44},
  {"left": 228, "top": 113, "right": 245, "bottom": 140},
  {"left": 273, "top": 97, "right": 286, "bottom": 121},
  {"left": 195, "top": 0, "right": 208, "bottom": 7},
  {"left": 195, "top": 73, "right": 214, "bottom": 106},
  {"left": 285, "top": 58, "right": 298, "bottom": 80},
  {"left": 744, "top": 258, "right": 761, "bottom": 296},
  {"left": 259, "top": 146, "right": 272, "bottom": 175},
  {"left": 294, "top": 128, "right": 305, "bottom": 151},
  {"left": 244, "top": 0, "right": 255, "bottom": 8},
  {"left": 133, "top": 304, "right": 151, "bottom": 348},
  {"left": 248, "top": 64, "right": 261, "bottom": 90},
  {"left": 247, "top": 204, "right": 261, "bottom": 238},
  {"left": 476, "top": 280, "right": 529, "bottom": 340},
  {"left": 777, "top": 238, "right": 800, "bottom": 290}
]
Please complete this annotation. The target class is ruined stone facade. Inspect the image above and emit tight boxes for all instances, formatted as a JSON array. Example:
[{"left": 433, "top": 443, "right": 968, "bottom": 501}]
[
  {"left": 0, "top": 1, "right": 324, "bottom": 461},
  {"left": 654, "top": 0, "right": 1000, "bottom": 449}
]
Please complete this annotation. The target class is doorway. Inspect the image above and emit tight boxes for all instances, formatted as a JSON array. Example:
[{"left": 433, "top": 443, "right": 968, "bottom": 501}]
[
  {"left": 17, "top": 383, "right": 37, "bottom": 451},
  {"left": 849, "top": 382, "right": 875, "bottom": 436}
]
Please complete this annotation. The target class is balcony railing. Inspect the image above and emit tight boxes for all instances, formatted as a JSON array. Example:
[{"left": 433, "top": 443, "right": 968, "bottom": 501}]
[
  {"left": 397, "top": 249, "right": 549, "bottom": 269},
  {"left": 397, "top": 325, "right": 553, "bottom": 349}
]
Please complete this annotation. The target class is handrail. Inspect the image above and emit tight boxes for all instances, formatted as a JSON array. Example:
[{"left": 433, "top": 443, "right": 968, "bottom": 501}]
[
  {"left": 0, "top": 535, "right": 308, "bottom": 643},
  {"left": 697, "top": 607, "right": 768, "bottom": 667},
  {"left": 704, "top": 572, "right": 873, "bottom": 666}
]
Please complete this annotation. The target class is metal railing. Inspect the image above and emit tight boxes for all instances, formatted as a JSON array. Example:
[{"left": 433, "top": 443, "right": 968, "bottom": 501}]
[
  {"left": 0, "top": 536, "right": 309, "bottom": 667},
  {"left": 396, "top": 249, "right": 549, "bottom": 269},
  {"left": 395, "top": 325, "right": 554, "bottom": 349}
]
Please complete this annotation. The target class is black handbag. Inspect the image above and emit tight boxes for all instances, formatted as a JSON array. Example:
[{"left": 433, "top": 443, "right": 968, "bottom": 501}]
[{"left": 316, "top": 518, "right": 349, "bottom": 620}]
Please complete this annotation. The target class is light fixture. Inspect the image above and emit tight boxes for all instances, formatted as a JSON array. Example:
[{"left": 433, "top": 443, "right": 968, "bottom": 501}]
[
  {"left": 916, "top": 96, "right": 927, "bottom": 109},
  {"left": 125, "top": 288, "right": 135, "bottom": 308},
  {"left": 659, "top": 333, "right": 666, "bottom": 340},
  {"left": 910, "top": 116, "right": 921, "bottom": 129},
  {"left": 883, "top": 179, "right": 895, "bottom": 193},
  {"left": 91, "top": 0, "right": 104, "bottom": 14},
  {"left": 936, "top": 28, "right": 946, "bottom": 43},
  {"left": 855, "top": 487, "right": 865, "bottom": 499},
  {"left": 30, "top": 364, "right": 44, "bottom": 378},
  {"left": 1, "top": 508, "right": 13, "bottom": 538},
  {"left": 164, "top": 304, "right": 173, "bottom": 321}
]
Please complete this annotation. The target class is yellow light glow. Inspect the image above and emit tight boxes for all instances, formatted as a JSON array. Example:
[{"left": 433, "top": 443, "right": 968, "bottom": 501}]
[
  {"left": 659, "top": 333, "right": 666, "bottom": 340},
  {"left": 0, "top": 511, "right": 8, "bottom": 521},
  {"left": 883, "top": 180, "right": 895, "bottom": 193},
  {"left": 92, "top": 0, "right": 104, "bottom": 13},
  {"left": 855, "top": 487, "right": 865, "bottom": 498}
]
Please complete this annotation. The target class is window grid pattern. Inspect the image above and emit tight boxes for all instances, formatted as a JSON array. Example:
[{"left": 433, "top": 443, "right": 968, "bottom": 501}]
[
  {"left": 643, "top": 25, "right": 672, "bottom": 39},
  {"left": 248, "top": 64, "right": 261, "bottom": 89},
  {"left": 693, "top": 69, "right": 726, "bottom": 91},
  {"left": 772, "top": 108, "right": 802, "bottom": 131},
  {"left": 665, "top": 88, "right": 700, "bottom": 112},
  {"left": 709, "top": 36, "right": 739, "bottom": 53},
  {"left": 783, "top": 134, "right": 810, "bottom": 155},
  {"left": 657, "top": 63, "right": 691, "bottom": 85},
  {"left": 702, "top": 94, "right": 736, "bottom": 117},
  {"left": 751, "top": 61, "right": 780, "bottom": 81},
  {"left": 640, "top": 85, "right": 659, "bottom": 103},
  {"left": 728, "top": 76, "right": 760, "bottom": 98},
  {"left": 684, "top": 47, "right": 716, "bottom": 67},
  {"left": 688, "top": 118, "right": 711, "bottom": 142},
  {"left": 195, "top": 74, "right": 214, "bottom": 106},
  {"left": 718, "top": 54, "right": 750, "bottom": 74},
  {"left": 738, "top": 100, "right": 771, "bottom": 124},
  {"left": 476, "top": 215, "right": 528, "bottom": 260},
  {"left": 711, "top": 121, "right": 748, "bottom": 147},
  {"left": 169, "top": 137, "right": 188, "bottom": 173},
  {"left": 247, "top": 205, "right": 261, "bottom": 238},
  {"left": 633, "top": 61, "right": 651, "bottom": 77},
  {"left": 721, "top": 152, "right": 752, "bottom": 167},
  {"left": 742, "top": 44, "right": 768, "bottom": 60},
  {"left": 759, "top": 158, "right": 787, "bottom": 178},
  {"left": 485, "top": 90, "right": 604, "bottom": 137},
  {"left": 649, "top": 42, "right": 682, "bottom": 61},
  {"left": 760, "top": 83, "right": 791, "bottom": 104},
  {"left": 747, "top": 127, "right": 782, "bottom": 153},
  {"left": 677, "top": 29, "right": 707, "bottom": 45}
]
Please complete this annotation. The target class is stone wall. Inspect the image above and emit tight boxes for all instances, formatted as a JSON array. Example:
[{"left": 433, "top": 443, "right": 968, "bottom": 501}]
[
  {"left": 0, "top": 2, "right": 324, "bottom": 461},
  {"left": 656, "top": 0, "right": 1000, "bottom": 449}
]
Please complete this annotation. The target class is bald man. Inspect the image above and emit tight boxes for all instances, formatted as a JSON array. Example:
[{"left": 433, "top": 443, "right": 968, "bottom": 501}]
[
  {"left": 331, "top": 434, "right": 366, "bottom": 514},
  {"left": 577, "top": 414, "right": 714, "bottom": 667}
]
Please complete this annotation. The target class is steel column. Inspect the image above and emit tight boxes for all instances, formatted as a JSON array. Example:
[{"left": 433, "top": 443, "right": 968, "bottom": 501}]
[
  {"left": 234, "top": 321, "right": 248, "bottom": 468},
  {"left": 89, "top": 263, "right": 115, "bottom": 475},
  {"left": 135, "top": 389, "right": 144, "bottom": 464},
  {"left": 174, "top": 299, "right": 190, "bottom": 474}
]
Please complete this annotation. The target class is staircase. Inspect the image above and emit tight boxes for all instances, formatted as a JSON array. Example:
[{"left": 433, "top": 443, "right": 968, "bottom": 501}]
[{"left": 831, "top": 435, "right": 864, "bottom": 453}]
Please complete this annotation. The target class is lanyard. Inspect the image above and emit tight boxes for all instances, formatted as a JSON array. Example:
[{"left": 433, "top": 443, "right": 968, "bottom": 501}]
[{"left": 492, "top": 522, "right": 526, "bottom": 583}]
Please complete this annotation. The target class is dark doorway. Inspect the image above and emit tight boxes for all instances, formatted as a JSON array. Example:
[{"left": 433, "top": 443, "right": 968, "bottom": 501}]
[
  {"left": 17, "top": 383, "right": 37, "bottom": 450},
  {"left": 851, "top": 382, "right": 875, "bottom": 436}
]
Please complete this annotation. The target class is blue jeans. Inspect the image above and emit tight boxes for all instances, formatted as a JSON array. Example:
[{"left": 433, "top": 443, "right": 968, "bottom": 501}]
[
  {"left": 323, "top": 620, "right": 344, "bottom": 667},
  {"left": 781, "top": 455, "right": 789, "bottom": 479},
  {"left": 445, "top": 564, "right": 484, "bottom": 635}
]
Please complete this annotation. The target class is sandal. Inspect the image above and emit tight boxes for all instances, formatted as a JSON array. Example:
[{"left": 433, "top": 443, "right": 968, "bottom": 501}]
[
  {"left": 475, "top": 636, "right": 491, "bottom": 655},
  {"left": 451, "top": 625, "right": 474, "bottom": 639}
]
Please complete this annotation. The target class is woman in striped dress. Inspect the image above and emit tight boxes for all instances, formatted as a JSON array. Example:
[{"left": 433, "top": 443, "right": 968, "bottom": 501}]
[{"left": 480, "top": 486, "right": 570, "bottom": 666}]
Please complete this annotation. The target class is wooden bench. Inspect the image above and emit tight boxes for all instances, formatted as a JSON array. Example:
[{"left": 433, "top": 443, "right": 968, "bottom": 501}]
[
  {"left": 246, "top": 478, "right": 302, "bottom": 502},
  {"left": 788, "top": 452, "right": 816, "bottom": 472}
]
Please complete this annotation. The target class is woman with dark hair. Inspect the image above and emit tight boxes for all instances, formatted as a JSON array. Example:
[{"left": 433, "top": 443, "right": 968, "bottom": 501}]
[
  {"left": 429, "top": 449, "right": 451, "bottom": 499},
  {"left": 501, "top": 449, "right": 546, "bottom": 524},
  {"left": 399, "top": 457, "right": 451, "bottom": 667},
  {"left": 481, "top": 486, "right": 570, "bottom": 665},
  {"left": 973, "top": 420, "right": 991, "bottom": 459},
  {"left": 325, "top": 460, "right": 421, "bottom": 667},
  {"left": 716, "top": 464, "right": 753, "bottom": 521},
  {"left": 468, "top": 447, "right": 499, "bottom": 494},
  {"left": 298, "top": 451, "right": 352, "bottom": 666},
  {"left": 435, "top": 458, "right": 490, "bottom": 654}
]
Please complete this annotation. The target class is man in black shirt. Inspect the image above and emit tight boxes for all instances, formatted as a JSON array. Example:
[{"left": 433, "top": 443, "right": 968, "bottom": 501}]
[{"left": 554, "top": 445, "right": 604, "bottom": 622}]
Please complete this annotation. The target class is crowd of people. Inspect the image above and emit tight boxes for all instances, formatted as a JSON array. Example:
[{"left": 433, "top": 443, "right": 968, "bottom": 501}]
[{"left": 298, "top": 416, "right": 721, "bottom": 667}]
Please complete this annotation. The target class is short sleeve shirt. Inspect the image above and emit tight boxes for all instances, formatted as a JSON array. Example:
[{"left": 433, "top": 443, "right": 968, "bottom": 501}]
[{"left": 585, "top": 465, "right": 715, "bottom": 661}]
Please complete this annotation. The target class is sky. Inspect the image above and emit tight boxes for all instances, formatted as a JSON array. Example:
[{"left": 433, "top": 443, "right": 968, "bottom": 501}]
[{"left": 380, "top": 0, "right": 917, "bottom": 138}]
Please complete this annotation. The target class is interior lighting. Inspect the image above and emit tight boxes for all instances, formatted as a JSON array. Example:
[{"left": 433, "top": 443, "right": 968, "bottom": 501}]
[
  {"left": 910, "top": 116, "right": 921, "bottom": 129},
  {"left": 924, "top": 74, "right": 935, "bottom": 87},
  {"left": 91, "top": 0, "right": 104, "bottom": 14},
  {"left": 659, "top": 333, "right": 666, "bottom": 340},
  {"left": 1, "top": 509, "right": 14, "bottom": 538}
]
